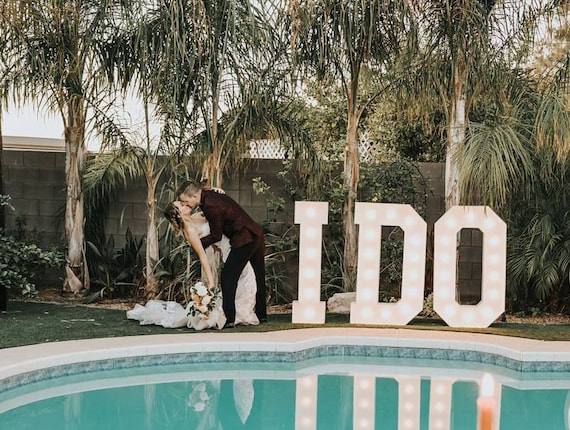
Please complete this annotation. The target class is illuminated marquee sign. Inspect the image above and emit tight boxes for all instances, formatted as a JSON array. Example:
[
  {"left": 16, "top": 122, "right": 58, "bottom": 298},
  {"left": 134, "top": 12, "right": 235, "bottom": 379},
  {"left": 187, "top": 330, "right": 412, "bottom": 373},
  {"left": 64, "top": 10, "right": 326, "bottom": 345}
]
[{"left": 292, "top": 202, "right": 507, "bottom": 328}]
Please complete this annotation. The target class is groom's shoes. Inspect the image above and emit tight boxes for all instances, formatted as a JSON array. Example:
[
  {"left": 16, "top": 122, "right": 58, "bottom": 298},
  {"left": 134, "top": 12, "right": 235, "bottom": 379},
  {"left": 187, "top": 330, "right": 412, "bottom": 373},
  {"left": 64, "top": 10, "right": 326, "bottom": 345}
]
[{"left": 223, "top": 321, "right": 236, "bottom": 329}]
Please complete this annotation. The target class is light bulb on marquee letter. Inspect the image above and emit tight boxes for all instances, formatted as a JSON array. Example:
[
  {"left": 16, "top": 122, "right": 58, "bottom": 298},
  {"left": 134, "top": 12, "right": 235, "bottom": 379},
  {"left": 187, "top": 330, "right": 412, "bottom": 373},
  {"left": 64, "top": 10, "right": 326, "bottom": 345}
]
[
  {"left": 292, "top": 202, "right": 328, "bottom": 324},
  {"left": 350, "top": 203, "right": 427, "bottom": 325},
  {"left": 433, "top": 206, "right": 506, "bottom": 328}
]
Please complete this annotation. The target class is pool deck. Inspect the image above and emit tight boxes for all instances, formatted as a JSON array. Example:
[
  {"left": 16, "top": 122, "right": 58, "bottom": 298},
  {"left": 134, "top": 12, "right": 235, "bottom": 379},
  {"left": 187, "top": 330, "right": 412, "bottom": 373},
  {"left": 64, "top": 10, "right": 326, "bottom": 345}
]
[{"left": 2, "top": 328, "right": 570, "bottom": 383}]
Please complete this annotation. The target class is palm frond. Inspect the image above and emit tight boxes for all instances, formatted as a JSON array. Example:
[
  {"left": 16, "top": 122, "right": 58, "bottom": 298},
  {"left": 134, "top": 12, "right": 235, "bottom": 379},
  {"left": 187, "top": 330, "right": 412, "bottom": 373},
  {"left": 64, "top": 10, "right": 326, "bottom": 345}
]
[
  {"left": 84, "top": 146, "right": 145, "bottom": 241},
  {"left": 534, "top": 261, "right": 561, "bottom": 301},
  {"left": 535, "top": 94, "right": 570, "bottom": 159},
  {"left": 456, "top": 119, "right": 535, "bottom": 208}
]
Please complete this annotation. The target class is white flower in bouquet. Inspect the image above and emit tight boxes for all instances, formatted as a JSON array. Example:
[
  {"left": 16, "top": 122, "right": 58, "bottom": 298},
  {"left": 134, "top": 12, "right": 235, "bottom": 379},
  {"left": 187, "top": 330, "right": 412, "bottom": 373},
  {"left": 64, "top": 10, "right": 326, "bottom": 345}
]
[{"left": 194, "top": 282, "right": 208, "bottom": 296}]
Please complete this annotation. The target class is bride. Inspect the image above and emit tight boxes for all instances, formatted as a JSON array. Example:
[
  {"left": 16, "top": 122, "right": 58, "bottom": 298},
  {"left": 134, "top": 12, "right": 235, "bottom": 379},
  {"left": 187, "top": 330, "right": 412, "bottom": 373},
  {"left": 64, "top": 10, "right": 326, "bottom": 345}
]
[{"left": 127, "top": 200, "right": 259, "bottom": 330}]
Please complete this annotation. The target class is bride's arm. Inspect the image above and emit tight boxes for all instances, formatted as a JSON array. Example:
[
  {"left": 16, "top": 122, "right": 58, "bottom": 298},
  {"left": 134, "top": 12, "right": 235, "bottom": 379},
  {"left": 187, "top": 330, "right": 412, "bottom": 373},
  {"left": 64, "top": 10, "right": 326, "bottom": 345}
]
[{"left": 182, "top": 224, "right": 216, "bottom": 290}]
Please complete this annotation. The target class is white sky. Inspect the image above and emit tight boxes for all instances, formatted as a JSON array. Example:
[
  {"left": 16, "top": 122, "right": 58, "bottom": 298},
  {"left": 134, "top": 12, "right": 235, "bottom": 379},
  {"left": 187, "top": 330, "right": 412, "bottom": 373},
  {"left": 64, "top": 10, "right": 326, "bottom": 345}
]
[
  {"left": 2, "top": 94, "right": 161, "bottom": 151},
  {"left": 3, "top": 103, "right": 64, "bottom": 139}
]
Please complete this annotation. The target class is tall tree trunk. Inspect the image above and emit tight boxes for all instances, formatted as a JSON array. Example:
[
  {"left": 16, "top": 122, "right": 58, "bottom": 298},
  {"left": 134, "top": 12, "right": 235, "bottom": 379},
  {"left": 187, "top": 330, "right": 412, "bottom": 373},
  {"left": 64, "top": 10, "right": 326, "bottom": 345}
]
[
  {"left": 144, "top": 169, "right": 159, "bottom": 296},
  {"left": 203, "top": 148, "right": 223, "bottom": 189},
  {"left": 201, "top": 149, "right": 223, "bottom": 291},
  {"left": 446, "top": 73, "right": 466, "bottom": 301},
  {"left": 63, "top": 102, "right": 89, "bottom": 294},
  {"left": 445, "top": 66, "right": 466, "bottom": 209},
  {"left": 342, "top": 110, "right": 360, "bottom": 292},
  {"left": 202, "top": 79, "right": 223, "bottom": 188},
  {"left": 140, "top": 91, "right": 160, "bottom": 297},
  {"left": 0, "top": 109, "right": 6, "bottom": 311},
  {"left": 445, "top": 96, "right": 465, "bottom": 208}
]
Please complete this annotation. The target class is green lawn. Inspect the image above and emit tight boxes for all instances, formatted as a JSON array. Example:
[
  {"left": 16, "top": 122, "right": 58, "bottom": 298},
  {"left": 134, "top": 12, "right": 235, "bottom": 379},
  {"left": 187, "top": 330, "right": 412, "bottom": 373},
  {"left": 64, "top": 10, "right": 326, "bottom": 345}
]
[{"left": 1, "top": 300, "right": 570, "bottom": 349}]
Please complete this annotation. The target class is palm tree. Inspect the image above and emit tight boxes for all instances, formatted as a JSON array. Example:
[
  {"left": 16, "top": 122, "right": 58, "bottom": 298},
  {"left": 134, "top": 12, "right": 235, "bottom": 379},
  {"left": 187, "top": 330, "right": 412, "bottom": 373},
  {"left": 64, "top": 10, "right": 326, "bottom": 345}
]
[
  {"left": 448, "top": 3, "right": 569, "bottom": 312},
  {"left": 506, "top": 2, "right": 570, "bottom": 312},
  {"left": 286, "top": 0, "right": 417, "bottom": 290},
  {"left": 84, "top": 144, "right": 167, "bottom": 296},
  {"left": 408, "top": 0, "right": 561, "bottom": 208},
  {"left": 92, "top": 2, "right": 184, "bottom": 295},
  {"left": 112, "top": 0, "right": 301, "bottom": 182},
  {"left": 91, "top": 1, "right": 304, "bottom": 296},
  {"left": 164, "top": 0, "right": 296, "bottom": 188},
  {"left": 0, "top": 0, "right": 136, "bottom": 293},
  {"left": 533, "top": 4, "right": 570, "bottom": 158}
]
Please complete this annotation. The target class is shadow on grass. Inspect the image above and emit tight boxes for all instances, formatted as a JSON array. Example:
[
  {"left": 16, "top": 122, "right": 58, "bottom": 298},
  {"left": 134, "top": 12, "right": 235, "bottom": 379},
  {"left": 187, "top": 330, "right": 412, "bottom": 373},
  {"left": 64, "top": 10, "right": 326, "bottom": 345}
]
[{"left": 2, "top": 301, "right": 570, "bottom": 349}]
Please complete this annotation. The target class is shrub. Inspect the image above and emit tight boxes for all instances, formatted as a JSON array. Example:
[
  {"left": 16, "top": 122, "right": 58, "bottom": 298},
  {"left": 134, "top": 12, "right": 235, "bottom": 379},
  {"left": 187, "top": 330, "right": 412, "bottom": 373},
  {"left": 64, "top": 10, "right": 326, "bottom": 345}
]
[
  {"left": 86, "top": 228, "right": 145, "bottom": 301},
  {"left": 0, "top": 195, "right": 64, "bottom": 297},
  {"left": 505, "top": 151, "right": 570, "bottom": 313},
  {"left": 253, "top": 176, "right": 299, "bottom": 304}
]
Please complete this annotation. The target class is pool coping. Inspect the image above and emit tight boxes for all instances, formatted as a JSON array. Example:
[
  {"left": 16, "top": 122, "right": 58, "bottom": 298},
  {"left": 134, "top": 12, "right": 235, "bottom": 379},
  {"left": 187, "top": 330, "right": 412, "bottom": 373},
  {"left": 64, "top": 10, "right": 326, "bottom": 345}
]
[{"left": 2, "top": 327, "right": 570, "bottom": 383}]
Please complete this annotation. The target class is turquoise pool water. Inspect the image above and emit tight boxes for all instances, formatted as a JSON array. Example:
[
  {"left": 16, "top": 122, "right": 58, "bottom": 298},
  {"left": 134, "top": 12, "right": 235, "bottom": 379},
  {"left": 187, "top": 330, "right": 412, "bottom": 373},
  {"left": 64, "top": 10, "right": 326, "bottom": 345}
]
[{"left": 1, "top": 355, "right": 569, "bottom": 430}]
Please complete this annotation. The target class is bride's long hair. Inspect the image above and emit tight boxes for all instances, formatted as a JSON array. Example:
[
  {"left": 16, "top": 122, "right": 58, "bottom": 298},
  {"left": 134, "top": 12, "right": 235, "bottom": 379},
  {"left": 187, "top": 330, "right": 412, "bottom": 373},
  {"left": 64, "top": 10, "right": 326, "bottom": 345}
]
[{"left": 164, "top": 202, "right": 184, "bottom": 231}]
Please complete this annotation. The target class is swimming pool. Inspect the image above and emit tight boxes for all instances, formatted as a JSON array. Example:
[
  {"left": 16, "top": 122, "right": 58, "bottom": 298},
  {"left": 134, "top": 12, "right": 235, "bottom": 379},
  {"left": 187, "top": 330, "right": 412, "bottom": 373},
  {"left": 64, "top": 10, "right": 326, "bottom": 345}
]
[{"left": 1, "top": 328, "right": 570, "bottom": 429}]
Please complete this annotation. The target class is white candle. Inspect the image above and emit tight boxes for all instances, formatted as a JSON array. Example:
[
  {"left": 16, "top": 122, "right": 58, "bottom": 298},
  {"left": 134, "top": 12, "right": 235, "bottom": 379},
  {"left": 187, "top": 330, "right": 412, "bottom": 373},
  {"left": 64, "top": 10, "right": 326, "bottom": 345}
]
[{"left": 477, "top": 373, "right": 495, "bottom": 430}]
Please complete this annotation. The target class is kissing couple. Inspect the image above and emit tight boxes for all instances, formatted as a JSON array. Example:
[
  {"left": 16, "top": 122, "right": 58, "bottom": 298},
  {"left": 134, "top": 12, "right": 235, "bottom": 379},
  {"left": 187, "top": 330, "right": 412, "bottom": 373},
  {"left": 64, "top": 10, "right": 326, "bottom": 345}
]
[{"left": 163, "top": 180, "right": 268, "bottom": 330}]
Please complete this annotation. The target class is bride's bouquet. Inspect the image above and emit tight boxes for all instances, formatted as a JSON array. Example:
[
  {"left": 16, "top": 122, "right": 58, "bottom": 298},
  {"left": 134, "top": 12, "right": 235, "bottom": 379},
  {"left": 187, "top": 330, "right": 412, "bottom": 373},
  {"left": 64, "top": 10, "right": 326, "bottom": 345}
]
[{"left": 187, "top": 281, "right": 220, "bottom": 319}]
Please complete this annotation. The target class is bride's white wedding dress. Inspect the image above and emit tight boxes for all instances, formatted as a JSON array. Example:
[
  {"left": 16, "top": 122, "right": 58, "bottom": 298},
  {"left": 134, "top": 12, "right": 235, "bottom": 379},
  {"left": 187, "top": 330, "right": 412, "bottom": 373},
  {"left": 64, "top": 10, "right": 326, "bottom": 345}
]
[{"left": 127, "top": 220, "right": 259, "bottom": 329}]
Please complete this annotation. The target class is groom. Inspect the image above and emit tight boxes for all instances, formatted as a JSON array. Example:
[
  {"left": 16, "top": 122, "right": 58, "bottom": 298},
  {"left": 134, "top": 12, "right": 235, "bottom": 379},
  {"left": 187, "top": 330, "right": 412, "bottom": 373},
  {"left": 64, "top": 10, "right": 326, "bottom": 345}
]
[{"left": 176, "top": 180, "right": 267, "bottom": 326}]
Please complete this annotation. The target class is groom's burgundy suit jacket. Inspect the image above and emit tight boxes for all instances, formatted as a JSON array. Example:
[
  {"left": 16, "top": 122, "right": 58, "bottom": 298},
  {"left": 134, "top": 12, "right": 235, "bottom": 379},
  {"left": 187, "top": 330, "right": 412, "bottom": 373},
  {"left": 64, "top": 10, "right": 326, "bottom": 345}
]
[{"left": 199, "top": 189, "right": 263, "bottom": 250}]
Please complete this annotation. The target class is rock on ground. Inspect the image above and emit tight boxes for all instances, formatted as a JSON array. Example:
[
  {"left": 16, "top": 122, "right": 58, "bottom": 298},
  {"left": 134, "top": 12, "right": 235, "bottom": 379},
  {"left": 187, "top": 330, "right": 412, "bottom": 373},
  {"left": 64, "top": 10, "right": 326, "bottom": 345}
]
[{"left": 327, "top": 292, "right": 356, "bottom": 314}]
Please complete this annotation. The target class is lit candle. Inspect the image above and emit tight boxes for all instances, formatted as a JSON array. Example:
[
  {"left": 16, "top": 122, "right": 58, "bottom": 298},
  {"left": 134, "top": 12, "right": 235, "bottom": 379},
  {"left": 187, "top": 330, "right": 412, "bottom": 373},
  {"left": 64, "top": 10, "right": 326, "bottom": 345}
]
[{"left": 477, "top": 373, "right": 495, "bottom": 430}]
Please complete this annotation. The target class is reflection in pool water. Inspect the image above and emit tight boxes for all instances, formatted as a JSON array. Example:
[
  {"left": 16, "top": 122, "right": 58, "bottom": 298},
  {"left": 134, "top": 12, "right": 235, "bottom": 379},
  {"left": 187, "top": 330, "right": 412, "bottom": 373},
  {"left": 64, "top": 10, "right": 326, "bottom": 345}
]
[{"left": 1, "top": 357, "right": 569, "bottom": 430}]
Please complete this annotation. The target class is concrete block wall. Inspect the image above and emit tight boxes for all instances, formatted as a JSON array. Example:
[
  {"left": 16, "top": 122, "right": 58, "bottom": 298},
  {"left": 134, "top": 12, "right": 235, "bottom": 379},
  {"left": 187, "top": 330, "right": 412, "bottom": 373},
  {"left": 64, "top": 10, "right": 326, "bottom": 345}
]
[
  {"left": 105, "top": 178, "right": 149, "bottom": 241},
  {"left": 223, "top": 159, "right": 286, "bottom": 223},
  {"left": 3, "top": 147, "right": 482, "bottom": 301},
  {"left": 3, "top": 149, "right": 66, "bottom": 248}
]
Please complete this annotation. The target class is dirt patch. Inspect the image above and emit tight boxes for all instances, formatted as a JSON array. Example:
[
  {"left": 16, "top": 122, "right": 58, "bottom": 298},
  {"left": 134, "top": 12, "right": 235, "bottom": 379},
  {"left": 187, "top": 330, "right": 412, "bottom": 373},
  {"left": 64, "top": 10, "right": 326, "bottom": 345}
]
[
  {"left": 26, "top": 288, "right": 294, "bottom": 314},
  {"left": 501, "top": 313, "right": 570, "bottom": 324},
  {"left": 25, "top": 288, "right": 138, "bottom": 311},
  {"left": 22, "top": 288, "right": 570, "bottom": 323}
]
